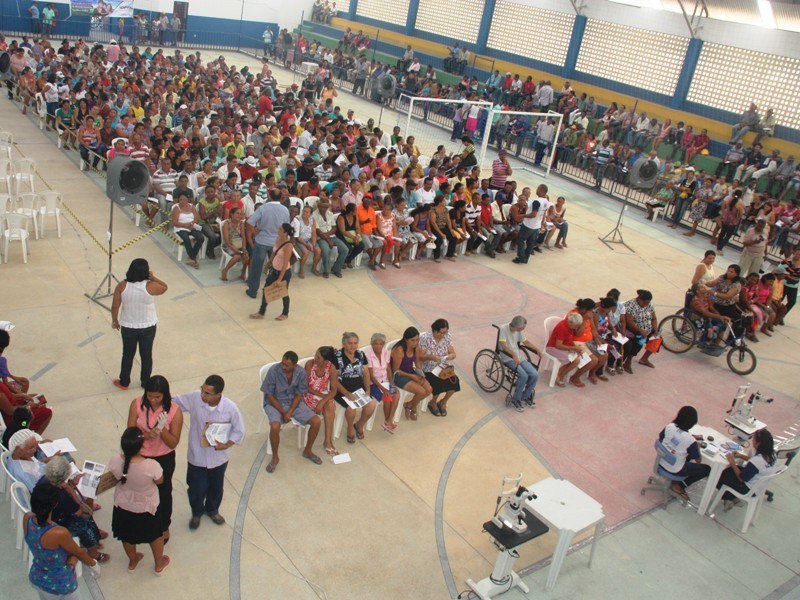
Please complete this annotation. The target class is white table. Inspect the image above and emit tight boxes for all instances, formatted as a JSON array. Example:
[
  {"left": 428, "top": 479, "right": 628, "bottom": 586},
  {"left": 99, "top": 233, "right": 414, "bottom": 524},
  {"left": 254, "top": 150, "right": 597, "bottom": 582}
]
[
  {"left": 690, "top": 424, "right": 734, "bottom": 515},
  {"left": 525, "top": 477, "right": 605, "bottom": 591}
]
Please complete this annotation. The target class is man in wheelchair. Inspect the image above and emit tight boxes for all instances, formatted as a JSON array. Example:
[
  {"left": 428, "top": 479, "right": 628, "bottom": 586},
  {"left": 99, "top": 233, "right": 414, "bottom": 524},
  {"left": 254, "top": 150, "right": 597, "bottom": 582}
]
[
  {"left": 498, "top": 316, "right": 542, "bottom": 411},
  {"left": 686, "top": 283, "right": 734, "bottom": 354}
]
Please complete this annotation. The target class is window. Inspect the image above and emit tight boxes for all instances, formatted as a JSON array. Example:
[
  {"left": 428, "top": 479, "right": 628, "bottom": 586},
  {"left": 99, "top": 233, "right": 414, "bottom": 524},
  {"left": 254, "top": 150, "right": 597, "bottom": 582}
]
[
  {"left": 355, "top": 0, "right": 410, "bottom": 27},
  {"left": 416, "top": 0, "right": 485, "bottom": 43},
  {"left": 576, "top": 19, "right": 688, "bottom": 95},
  {"left": 688, "top": 43, "right": 800, "bottom": 130},
  {"left": 334, "top": 0, "right": 350, "bottom": 15},
  {"left": 486, "top": 1, "right": 573, "bottom": 66}
]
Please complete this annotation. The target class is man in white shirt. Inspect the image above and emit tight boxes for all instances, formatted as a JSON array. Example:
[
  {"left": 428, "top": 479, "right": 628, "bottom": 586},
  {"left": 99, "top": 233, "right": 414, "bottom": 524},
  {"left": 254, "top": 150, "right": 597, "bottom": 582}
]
[
  {"left": 413, "top": 177, "right": 436, "bottom": 207},
  {"left": 513, "top": 184, "right": 549, "bottom": 264},
  {"left": 537, "top": 81, "right": 553, "bottom": 111}
]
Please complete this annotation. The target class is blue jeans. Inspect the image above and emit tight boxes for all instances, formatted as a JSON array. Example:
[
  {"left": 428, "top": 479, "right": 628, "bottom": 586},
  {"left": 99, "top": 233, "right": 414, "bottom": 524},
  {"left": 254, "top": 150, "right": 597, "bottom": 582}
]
[
  {"left": 671, "top": 196, "right": 691, "bottom": 226},
  {"left": 501, "top": 356, "right": 538, "bottom": 402},
  {"left": 516, "top": 225, "right": 537, "bottom": 263},
  {"left": 186, "top": 461, "right": 228, "bottom": 517},
  {"left": 318, "top": 237, "right": 348, "bottom": 275},
  {"left": 246, "top": 243, "right": 272, "bottom": 297}
]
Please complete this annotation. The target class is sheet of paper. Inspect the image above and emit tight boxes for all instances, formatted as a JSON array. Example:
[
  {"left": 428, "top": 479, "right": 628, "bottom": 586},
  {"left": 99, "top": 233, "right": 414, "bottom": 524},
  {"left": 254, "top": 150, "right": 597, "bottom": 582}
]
[
  {"left": 205, "top": 423, "right": 232, "bottom": 446},
  {"left": 77, "top": 460, "right": 106, "bottom": 498},
  {"left": 609, "top": 346, "right": 622, "bottom": 359},
  {"left": 577, "top": 352, "right": 592, "bottom": 368},
  {"left": 612, "top": 333, "right": 629, "bottom": 345},
  {"left": 332, "top": 452, "right": 351, "bottom": 464},
  {"left": 597, "top": 343, "right": 608, "bottom": 353},
  {"left": 39, "top": 438, "right": 77, "bottom": 457},
  {"left": 344, "top": 388, "right": 371, "bottom": 409}
]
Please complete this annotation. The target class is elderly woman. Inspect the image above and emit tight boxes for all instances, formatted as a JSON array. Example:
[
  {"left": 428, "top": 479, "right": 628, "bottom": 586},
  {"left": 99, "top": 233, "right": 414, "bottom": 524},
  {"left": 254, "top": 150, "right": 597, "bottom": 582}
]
[
  {"left": 391, "top": 327, "right": 434, "bottom": 419},
  {"left": 7, "top": 430, "right": 46, "bottom": 491},
  {"left": 109, "top": 427, "right": 168, "bottom": 574},
  {"left": 291, "top": 205, "right": 320, "bottom": 278},
  {"left": 42, "top": 456, "right": 110, "bottom": 563},
  {"left": 126, "top": 375, "right": 182, "bottom": 545},
  {"left": 24, "top": 484, "right": 101, "bottom": 600},
  {"left": 364, "top": 333, "right": 400, "bottom": 432},
  {"left": 546, "top": 312, "right": 598, "bottom": 388},
  {"left": 335, "top": 332, "right": 377, "bottom": 444},
  {"left": 567, "top": 298, "right": 607, "bottom": 384},
  {"left": 304, "top": 346, "right": 340, "bottom": 456},
  {"left": 418, "top": 319, "right": 460, "bottom": 415},
  {"left": 690, "top": 283, "right": 731, "bottom": 346},
  {"left": 621, "top": 289, "right": 658, "bottom": 373},
  {"left": 220, "top": 207, "right": 249, "bottom": 281}
]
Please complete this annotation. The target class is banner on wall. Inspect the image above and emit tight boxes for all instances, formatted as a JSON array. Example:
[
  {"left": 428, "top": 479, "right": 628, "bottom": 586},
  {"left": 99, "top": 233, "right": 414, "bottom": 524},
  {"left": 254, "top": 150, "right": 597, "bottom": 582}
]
[{"left": 70, "top": 0, "right": 134, "bottom": 18}]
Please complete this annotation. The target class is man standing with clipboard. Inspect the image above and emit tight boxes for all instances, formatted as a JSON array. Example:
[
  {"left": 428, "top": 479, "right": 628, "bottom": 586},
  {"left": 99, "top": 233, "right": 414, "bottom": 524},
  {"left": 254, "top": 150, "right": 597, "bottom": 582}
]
[{"left": 173, "top": 375, "right": 245, "bottom": 531}]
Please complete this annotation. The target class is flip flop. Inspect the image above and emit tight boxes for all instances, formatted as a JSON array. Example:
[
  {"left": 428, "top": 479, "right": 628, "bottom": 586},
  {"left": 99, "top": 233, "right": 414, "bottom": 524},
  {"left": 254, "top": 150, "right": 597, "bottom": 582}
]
[
  {"left": 382, "top": 422, "right": 397, "bottom": 434},
  {"left": 570, "top": 378, "right": 586, "bottom": 388},
  {"left": 265, "top": 461, "right": 279, "bottom": 473},
  {"left": 428, "top": 401, "right": 441, "bottom": 416},
  {"left": 437, "top": 403, "right": 447, "bottom": 417},
  {"left": 303, "top": 453, "right": 322, "bottom": 465},
  {"left": 556, "top": 380, "right": 566, "bottom": 387},
  {"left": 638, "top": 360, "right": 655, "bottom": 368},
  {"left": 96, "top": 552, "right": 111, "bottom": 564},
  {"left": 128, "top": 552, "right": 144, "bottom": 573},
  {"left": 325, "top": 447, "right": 339, "bottom": 456},
  {"left": 353, "top": 424, "right": 365, "bottom": 439},
  {"left": 347, "top": 432, "right": 356, "bottom": 444}
]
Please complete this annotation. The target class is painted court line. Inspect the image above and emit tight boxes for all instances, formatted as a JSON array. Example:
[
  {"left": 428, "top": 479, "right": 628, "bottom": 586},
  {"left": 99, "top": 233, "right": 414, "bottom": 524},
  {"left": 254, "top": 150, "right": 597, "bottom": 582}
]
[
  {"left": 172, "top": 290, "right": 198, "bottom": 302},
  {"left": 29, "top": 362, "right": 57, "bottom": 382},
  {"left": 77, "top": 332, "right": 103, "bottom": 347}
]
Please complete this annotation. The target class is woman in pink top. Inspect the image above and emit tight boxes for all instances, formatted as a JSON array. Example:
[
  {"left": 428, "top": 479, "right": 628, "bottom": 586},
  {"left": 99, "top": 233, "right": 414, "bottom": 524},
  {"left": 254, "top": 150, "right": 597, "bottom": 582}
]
[
  {"left": 126, "top": 375, "right": 182, "bottom": 544},
  {"left": 109, "top": 427, "right": 169, "bottom": 575},
  {"left": 250, "top": 223, "right": 294, "bottom": 321},
  {"left": 303, "top": 346, "right": 339, "bottom": 456},
  {"left": 364, "top": 333, "right": 400, "bottom": 432}
]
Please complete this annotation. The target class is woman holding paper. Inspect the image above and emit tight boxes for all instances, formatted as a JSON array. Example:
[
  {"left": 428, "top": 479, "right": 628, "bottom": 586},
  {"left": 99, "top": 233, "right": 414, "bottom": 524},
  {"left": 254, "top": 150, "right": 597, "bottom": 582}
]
[
  {"left": 303, "top": 346, "right": 340, "bottom": 456},
  {"left": 43, "top": 456, "right": 110, "bottom": 564},
  {"left": 621, "top": 289, "right": 659, "bottom": 374},
  {"left": 250, "top": 223, "right": 294, "bottom": 321},
  {"left": 418, "top": 319, "right": 461, "bottom": 414},
  {"left": 365, "top": 334, "right": 400, "bottom": 432},
  {"left": 334, "top": 332, "right": 377, "bottom": 444},
  {"left": 109, "top": 427, "right": 169, "bottom": 575},
  {"left": 127, "top": 375, "right": 183, "bottom": 545}
]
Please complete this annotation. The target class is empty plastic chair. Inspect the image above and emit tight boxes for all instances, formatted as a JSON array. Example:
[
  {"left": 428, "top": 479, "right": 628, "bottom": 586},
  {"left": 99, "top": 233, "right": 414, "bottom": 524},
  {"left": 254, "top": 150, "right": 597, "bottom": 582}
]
[
  {"left": 10, "top": 482, "right": 31, "bottom": 552},
  {"left": 2, "top": 213, "right": 31, "bottom": 263},
  {"left": 0, "top": 132, "right": 13, "bottom": 160},
  {"left": 0, "top": 160, "right": 12, "bottom": 194},
  {"left": 14, "top": 192, "right": 41, "bottom": 240},
  {"left": 13, "top": 159, "right": 37, "bottom": 195},
  {"left": 38, "top": 191, "right": 63, "bottom": 238}
]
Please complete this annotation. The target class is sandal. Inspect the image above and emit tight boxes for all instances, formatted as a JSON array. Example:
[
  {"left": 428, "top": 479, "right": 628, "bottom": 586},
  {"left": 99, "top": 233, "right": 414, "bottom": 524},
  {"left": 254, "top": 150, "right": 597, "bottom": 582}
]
[
  {"left": 556, "top": 379, "right": 566, "bottom": 387},
  {"left": 382, "top": 422, "right": 397, "bottom": 434},
  {"left": 570, "top": 378, "right": 586, "bottom": 388},
  {"left": 96, "top": 552, "right": 111, "bottom": 564},
  {"left": 347, "top": 431, "right": 356, "bottom": 444},
  {"left": 353, "top": 423, "right": 365, "bottom": 440},
  {"left": 393, "top": 261, "right": 401, "bottom": 269},
  {"left": 265, "top": 460, "right": 279, "bottom": 473},
  {"left": 437, "top": 402, "right": 447, "bottom": 417},
  {"left": 303, "top": 453, "right": 322, "bottom": 465},
  {"left": 379, "top": 262, "right": 386, "bottom": 269},
  {"left": 670, "top": 483, "right": 689, "bottom": 501},
  {"left": 325, "top": 446, "right": 339, "bottom": 456},
  {"left": 428, "top": 401, "right": 441, "bottom": 416}
]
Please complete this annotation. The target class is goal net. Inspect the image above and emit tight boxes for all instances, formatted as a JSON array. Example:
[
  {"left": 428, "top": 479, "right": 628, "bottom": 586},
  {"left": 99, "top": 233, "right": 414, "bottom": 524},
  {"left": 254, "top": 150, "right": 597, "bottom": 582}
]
[
  {"left": 395, "top": 94, "right": 493, "bottom": 170},
  {"left": 478, "top": 108, "right": 564, "bottom": 178}
]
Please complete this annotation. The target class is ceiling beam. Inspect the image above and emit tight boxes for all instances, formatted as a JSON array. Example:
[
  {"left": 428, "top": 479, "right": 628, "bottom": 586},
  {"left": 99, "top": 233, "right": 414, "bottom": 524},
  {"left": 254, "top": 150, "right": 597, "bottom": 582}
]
[{"left": 675, "top": 0, "right": 709, "bottom": 37}]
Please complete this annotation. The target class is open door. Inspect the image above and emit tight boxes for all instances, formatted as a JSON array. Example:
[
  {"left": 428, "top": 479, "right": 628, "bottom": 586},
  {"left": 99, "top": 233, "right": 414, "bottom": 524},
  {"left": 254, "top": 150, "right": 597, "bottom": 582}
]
[{"left": 173, "top": 1, "right": 188, "bottom": 43}]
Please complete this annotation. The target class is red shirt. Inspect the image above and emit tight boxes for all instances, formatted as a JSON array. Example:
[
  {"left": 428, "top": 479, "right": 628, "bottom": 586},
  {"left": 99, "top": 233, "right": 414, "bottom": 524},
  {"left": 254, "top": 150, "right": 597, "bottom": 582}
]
[
  {"left": 547, "top": 319, "right": 575, "bottom": 348},
  {"left": 480, "top": 205, "right": 493, "bottom": 227},
  {"left": 692, "top": 134, "right": 710, "bottom": 149},
  {"left": 258, "top": 95, "right": 273, "bottom": 116}
]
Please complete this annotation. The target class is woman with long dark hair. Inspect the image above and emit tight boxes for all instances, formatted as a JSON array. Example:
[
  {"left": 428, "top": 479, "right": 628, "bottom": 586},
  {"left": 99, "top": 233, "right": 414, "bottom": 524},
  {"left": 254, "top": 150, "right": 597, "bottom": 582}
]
[
  {"left": 24, "top": 483, "right": 100, "bottom": 598},
  {"left": 111, "top": 258, "right": 168, "bottom": 391},
  {"left": 250, "top": 222, "right": 295, "bottom": 321},
  {"left": 390, "top": 327, "right": 433, "bottom": 419},
  {"left": 109, "top": 427, "right": 169, "bottom": 575},
  {"left": 715, "top": 429, "right": 777, "bottom": 511},
  {"left": 658, "top": 405, "right": 711, "bottom": 500},
  {"left": 716, "top": 189, "right": 744, "bottom": 254},
  {"left": 127, "top": 375, "right": 182, "bottom": 545}
]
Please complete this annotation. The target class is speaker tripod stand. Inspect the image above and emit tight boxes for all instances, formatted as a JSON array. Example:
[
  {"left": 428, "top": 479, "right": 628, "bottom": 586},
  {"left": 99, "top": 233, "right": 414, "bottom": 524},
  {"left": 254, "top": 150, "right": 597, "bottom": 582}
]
[
  {"left": 85, "top": 192, "right": 119, "bottom": 311},
  {"left": 599, "top": 183, "right": 635, "bottom": 253}
]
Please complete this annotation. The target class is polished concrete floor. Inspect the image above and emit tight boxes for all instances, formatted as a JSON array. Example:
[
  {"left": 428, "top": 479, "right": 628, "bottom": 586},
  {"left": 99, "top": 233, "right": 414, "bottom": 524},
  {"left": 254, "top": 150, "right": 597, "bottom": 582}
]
[{"left": 0, "top": 48, "right": 798, "bottom": 600}]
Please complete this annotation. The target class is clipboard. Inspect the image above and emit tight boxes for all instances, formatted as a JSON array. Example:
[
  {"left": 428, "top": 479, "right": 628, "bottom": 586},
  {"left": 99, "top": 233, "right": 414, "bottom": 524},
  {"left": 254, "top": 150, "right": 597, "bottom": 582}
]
[{"left": 95, "top": 471, "right": 120, "bottom": 495}]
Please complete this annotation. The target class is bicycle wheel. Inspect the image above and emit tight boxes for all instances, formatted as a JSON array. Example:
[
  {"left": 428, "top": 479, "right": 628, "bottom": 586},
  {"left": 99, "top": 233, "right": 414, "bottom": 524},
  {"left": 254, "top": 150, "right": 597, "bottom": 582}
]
[
  {"left": 473, "top": 349, "right": 504, "bottom": 392},
  {"left": 727, "top": 345, "right": 757, "bottom": 376},
  {"left": 658, "top": 315, "right": 696, "bottom": 353}
]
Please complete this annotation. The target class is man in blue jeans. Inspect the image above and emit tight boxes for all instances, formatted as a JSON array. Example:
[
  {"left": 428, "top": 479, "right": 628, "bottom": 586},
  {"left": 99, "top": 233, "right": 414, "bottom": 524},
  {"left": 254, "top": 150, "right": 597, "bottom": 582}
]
[
  {"left": 245, "top": 189, "right": 290, "bottom": 298},
  {"left": 498, "top": 316, "right": 541, "bottom": 412}
]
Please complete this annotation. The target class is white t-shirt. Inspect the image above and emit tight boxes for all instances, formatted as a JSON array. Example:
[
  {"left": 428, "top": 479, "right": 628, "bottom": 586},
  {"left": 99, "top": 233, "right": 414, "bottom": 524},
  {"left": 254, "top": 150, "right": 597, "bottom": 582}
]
[
  {"left": 414, "top": 187, "right": 435, "bottom": 206},
  {"left": 523, "top": 196, "right": 550, "bottom": 230},
  {"left": 659, "top": 423, "right": 698, "bottom": 474}
]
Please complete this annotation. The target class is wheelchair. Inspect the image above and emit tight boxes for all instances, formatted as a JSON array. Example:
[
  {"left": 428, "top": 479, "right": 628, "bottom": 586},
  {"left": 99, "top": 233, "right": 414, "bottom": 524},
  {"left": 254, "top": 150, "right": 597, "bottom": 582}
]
[{"left": 472, "top": 324, "right": 541, "bottom": 407}]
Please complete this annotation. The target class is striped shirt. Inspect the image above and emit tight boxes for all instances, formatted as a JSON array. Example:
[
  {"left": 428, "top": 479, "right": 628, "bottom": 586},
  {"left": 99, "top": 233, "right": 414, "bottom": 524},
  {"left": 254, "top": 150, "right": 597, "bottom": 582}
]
[
  {"left": 119, "top": 281, "right": 158, "bottom": 328},
  {"left": 152, "top": 169, "right": 178, "bottom": 194},
  {"left": 595, "top": 146, "right": 613, "bottom": 167},
  {"left": 129, "top": 144, "right": 150, "bottom": 162},
  {"left": 490, "top": 159, "right": 511, "bottom": 188},
  {"left": 465, "top": 202, "right": 482, "bottom": 225}
]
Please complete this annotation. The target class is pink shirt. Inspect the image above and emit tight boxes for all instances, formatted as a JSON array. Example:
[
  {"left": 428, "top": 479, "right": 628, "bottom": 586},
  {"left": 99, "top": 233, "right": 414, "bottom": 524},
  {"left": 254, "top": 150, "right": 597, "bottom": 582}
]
[
  {"left": 135, "top": 400, "right": 179, "bottom": 458},
  {"left": 364, "top": 345, "right": 390, "bottom": 383},
  {"left": 108, "top": 455, "right": 162, "bottom": 515}
]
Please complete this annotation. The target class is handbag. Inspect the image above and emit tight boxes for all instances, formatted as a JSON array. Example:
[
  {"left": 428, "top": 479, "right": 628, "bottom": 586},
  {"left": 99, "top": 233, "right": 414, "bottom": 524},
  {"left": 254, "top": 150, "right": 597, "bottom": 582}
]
[
  {"left": 645, "top": 337, "right": 662, "bottom": 353},
  {"left": 437, "top": 365, "right": 456, "bottom": 379}
]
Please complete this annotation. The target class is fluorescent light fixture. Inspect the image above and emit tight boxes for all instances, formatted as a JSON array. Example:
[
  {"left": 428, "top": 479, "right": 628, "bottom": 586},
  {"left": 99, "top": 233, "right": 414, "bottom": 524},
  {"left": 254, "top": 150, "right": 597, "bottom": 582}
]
[
  {"left": 757, "top": 0, "right": 777, "bottom": 28},
  {"left": 608, "top": 0, "right": 662, "bottom": 8}
]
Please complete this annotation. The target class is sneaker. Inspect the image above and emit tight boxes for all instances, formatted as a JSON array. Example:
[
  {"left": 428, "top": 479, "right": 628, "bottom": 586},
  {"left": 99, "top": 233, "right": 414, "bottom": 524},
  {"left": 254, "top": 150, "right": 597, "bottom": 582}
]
[
  {"left": 616, "top": 365, "right": 623, "bottom": 375},
  {"left": 523, "top": 395, "right": 535, "bottom": 408},
  {"left": 512, "top": 401, "right": 524, "bottom": 413},
  {"left": 208, "top": 513, "right": 226, "bottom": 525},
  {"left": 189, "top": 516, "right": 201, "bottom": 530}
]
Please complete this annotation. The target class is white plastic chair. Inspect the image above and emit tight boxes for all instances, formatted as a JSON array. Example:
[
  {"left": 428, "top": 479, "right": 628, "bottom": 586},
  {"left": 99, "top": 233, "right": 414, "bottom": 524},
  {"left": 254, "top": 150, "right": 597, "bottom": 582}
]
[
  {"left": 2, "top": 214, "right": 31, "bottom": 263},
  {"left": 304, "top": 195, "right": 319, "bottom": 209},
  {"left": 541, "top": 316, "right": 570, "bottom": 387},
  {"left": 0, "top": 132, "right": 13, "bottom": 160},
  {"left": 1, "top": 450, "right": 18, "bottom": 501},
  {"left": 0, "top": 160, "right": 12, "bottom": 194},
  {"left": 288, "top": 196, "right": 303, "bottom": 212},
  {"left": 332, "top": 345, "right": 382, "bottom": 438},
  {"left": 13, "top": 159, "right": 37, "bottom": 195},
  {"left": 387, "top": 339, "right": 432, "bottom": 425},
  {"left": 38, "top": 191, "right": 63, "bottom": 238},
  {"left": 0, "top": 193, "right": 13, "bottom": 213},
  {"left": 14, "top": 193, "right": 41, "bottom": 240},
  {"left": 708, "top": 465, "right": 787, "bottom": 533},
  {"left": 34, "top": 93, "right": 47, "bottom": 130},
  {"left": 10, "top": 482, "right": 31, "bottom": 553},
  {"left": 257, "top": 362, "right": 310, "bottom": 453}
]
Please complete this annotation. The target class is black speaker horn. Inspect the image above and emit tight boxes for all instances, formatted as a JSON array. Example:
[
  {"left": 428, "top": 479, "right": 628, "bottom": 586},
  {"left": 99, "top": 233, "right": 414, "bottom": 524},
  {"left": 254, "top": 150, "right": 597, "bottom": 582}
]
[{"left": 106, "top": 156, "right": 150, "bottom": 205}]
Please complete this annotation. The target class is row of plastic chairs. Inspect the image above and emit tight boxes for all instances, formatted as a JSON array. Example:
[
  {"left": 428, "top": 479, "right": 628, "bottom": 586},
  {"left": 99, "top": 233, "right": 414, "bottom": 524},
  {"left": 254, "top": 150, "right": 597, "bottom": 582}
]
[
  {"left": 0, "top": 191, "right": 64, "bottom": 264},
  {"left": 0, "top": 449, "right": 33, "bottom": 560},
  {"left": 0, "top": 158, "right": 37, "bottom": 196},
  {"left": 255, "top": 339, "right": 433, "bottom": 452}
]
